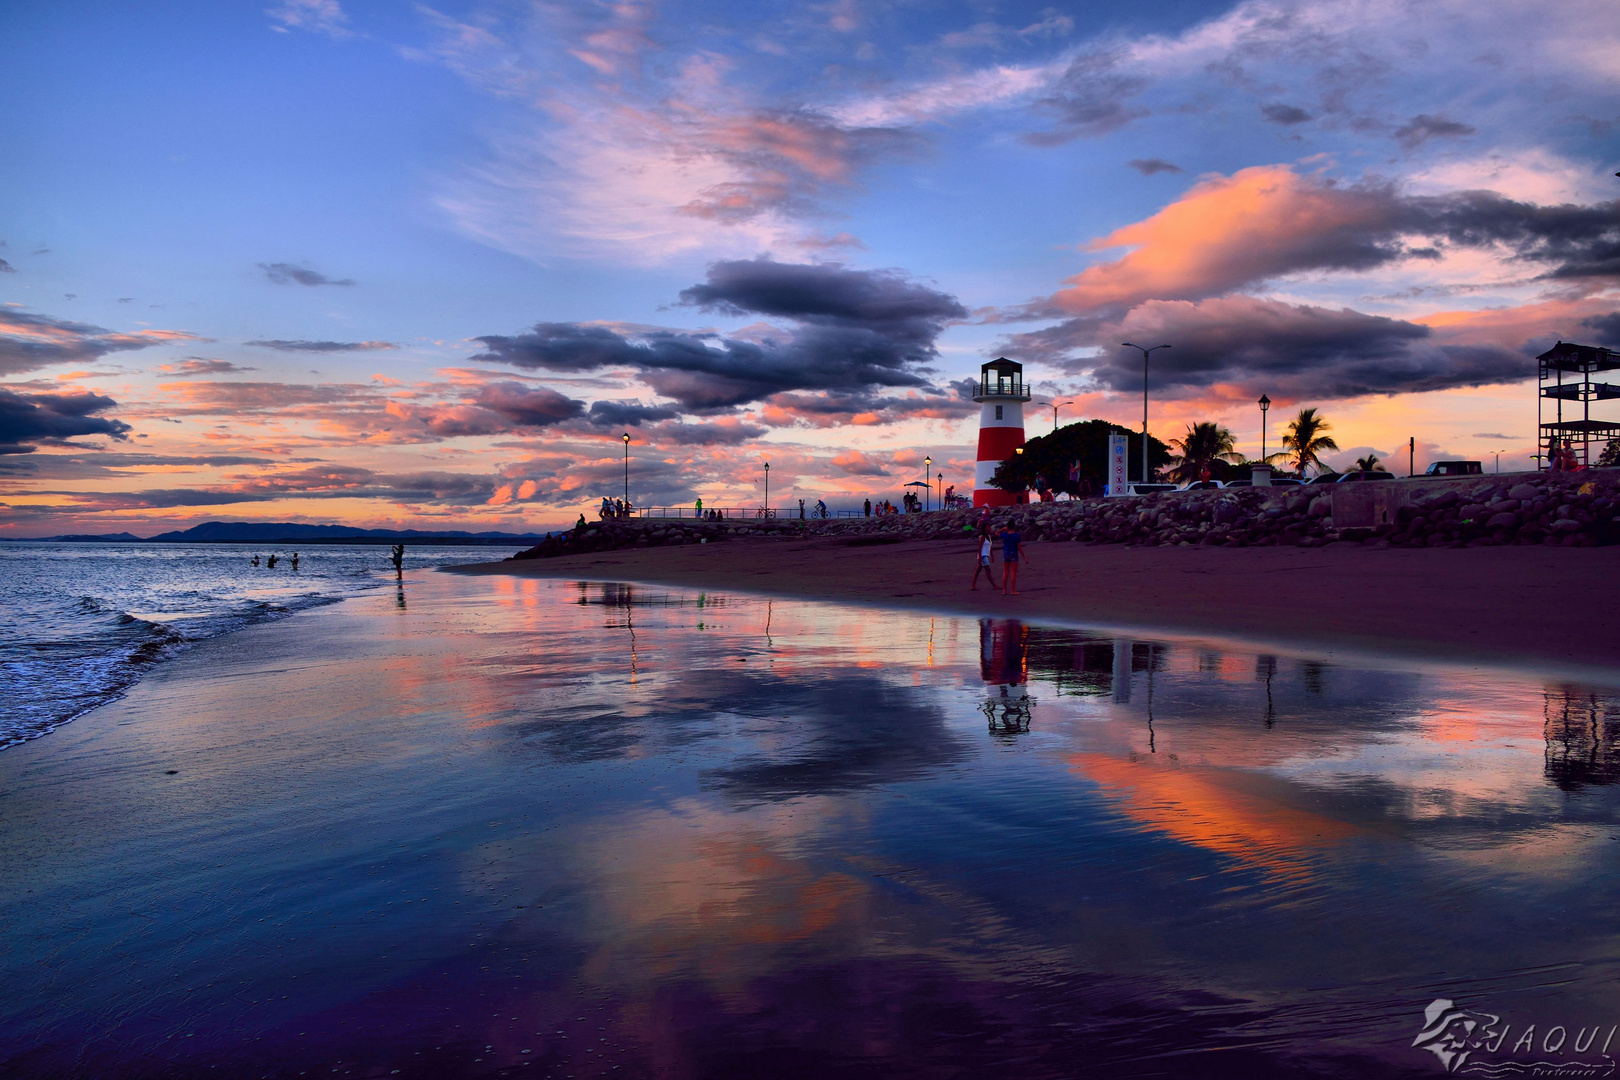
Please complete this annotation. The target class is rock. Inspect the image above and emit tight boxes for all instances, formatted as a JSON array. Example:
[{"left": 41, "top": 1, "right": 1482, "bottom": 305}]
[
  {"left": 1508, "top": 483, "right": 1539, "bottom": 501},
  {"left": 1485, "top": 511, "right": 1519, "bottom": 530},
  {"left": 1551, "top": 518, "right": 1585, "bottom": 533}
]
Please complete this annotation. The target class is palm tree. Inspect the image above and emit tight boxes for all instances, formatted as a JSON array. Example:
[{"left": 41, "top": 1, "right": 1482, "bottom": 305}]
[
  {"left": 1355, "top": 453, "right": 1381, "bottom": 471},
  {"left": 1280, "top": 408, "right": 1340, "bottom": 477},
  {"left": 1166, "top": 421, "right": 1242, "bottom": 483}
]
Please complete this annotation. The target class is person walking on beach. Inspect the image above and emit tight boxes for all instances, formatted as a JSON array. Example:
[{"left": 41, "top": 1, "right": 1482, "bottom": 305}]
[
  {"left": 999, "top": 524, "right": 1027, "bottom": 596},
  {"left": 390, "top": 543, "right": 405, "bottom": 580},
  {"left": 970, "top": 530, "right": 999, "bottom": 591}
]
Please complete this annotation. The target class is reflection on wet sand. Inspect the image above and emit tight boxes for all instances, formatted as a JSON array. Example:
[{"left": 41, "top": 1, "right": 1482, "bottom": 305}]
[{"left": 7, "top": 577, "right": 1620, "bottom": 1079}]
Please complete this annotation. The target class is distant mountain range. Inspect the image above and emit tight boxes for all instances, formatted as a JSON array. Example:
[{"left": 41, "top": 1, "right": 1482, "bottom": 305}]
[{"left": 8, "top": 521, "right": 552, "bottom": 544}]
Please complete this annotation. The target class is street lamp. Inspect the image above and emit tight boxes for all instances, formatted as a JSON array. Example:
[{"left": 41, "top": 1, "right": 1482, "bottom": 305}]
[
  {"left": 1122, "top": 343, "right": 1171, "bottom": 484},
  {"left": 1258, "top": 394, "right": 1271, "bottom": 463},
  {"left": 622, "top": 432, "right": 630, "bottom": 510},
  {"left": 924, "top": 455, "right": 932, "bottom": 511},
  {"left": 763, "top": 460, "right": 770, "bottom": 515},
  {"left": 1494, "top": 449, "right": 1504, "bottom": 474},
  {"left": 1034, "top": 398, "right": 1077, "bottom": 432}
]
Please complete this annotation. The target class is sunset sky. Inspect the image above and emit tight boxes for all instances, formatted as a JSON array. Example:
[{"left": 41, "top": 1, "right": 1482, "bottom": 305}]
[{"left": 2, "top": 0, "right": 1617, "bottom": 535}]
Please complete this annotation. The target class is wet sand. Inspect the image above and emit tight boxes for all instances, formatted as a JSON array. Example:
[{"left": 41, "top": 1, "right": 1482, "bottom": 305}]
[{"left": 454, "top": 540, "right": 1620, "bottom": 674}]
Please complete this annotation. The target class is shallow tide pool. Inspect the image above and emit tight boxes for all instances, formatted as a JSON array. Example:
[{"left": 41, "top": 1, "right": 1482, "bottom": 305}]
[{"left": 2, "top": 572, "right": 1618, "bottom": 1079}]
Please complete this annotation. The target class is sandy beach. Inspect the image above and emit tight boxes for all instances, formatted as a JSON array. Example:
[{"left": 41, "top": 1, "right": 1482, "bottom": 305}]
[{"left": 454, "top": 539, "right": 1620, "bottom": 675}]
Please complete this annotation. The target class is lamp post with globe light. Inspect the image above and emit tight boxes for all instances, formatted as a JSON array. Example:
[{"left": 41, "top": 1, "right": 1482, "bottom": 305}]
[
  {"left": 622, "top": 432, "right": 630, "bottom": 510},
  {"left": 763, "top": 461, "right": 770, "bottom": 517},
  {"left": 924, "top": 456, "right": 932, "bottom": 511},
  {"left": 1258, "top": 395, "right": 1271, "bottom": 463}
]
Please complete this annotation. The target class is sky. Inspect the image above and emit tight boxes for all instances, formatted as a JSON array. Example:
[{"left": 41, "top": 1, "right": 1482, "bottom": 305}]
[{"left": 2, "top": 0, "right": 1617, "bottom": 536}]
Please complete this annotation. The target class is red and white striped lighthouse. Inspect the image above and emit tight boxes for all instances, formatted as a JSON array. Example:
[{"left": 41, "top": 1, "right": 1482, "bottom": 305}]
[{"left": 972, "top": 357, "right": 1029, "bottom": 507}]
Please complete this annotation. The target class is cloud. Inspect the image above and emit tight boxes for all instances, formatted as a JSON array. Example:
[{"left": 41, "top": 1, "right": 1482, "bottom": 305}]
[
  {"left": 1128, "top": 158, "right": 1182, "bottom": 176},
  {"left": 267, "top": 0, "right": 352, "bottom": 38},
  {"left": 473, "top": 258, "right": 965, "bottom": 412},
  {"left": 386, "top": 382, "right": 586, "bottom": 437},
  {"left": 830, "top": 450, "right": 888, "bottom": 476},
  {"left": 0, "top": 258, "right": 13, "bottom": 272},
  {"left": 1024, "top": 50, "right": 1149, "bottom": 145},
  {"left": 0, "top": 388, "right": 132, "bottom": 454},
  {"left": 1581, "top": 311, "right": 1620, "bottom": 345},
  {"left": 585, "top": 400, "right": 682, "bottom": 428},
  {"left": 245, "top": 339, "right": 396, "bottom": 352},
  {"left": 1007, "top": 295, "right": 1529, "bottom": 400},
  {"left": 0, "top": 309, "right": 207, "bottom": 376},
  {"left": 1393, "top": 114, "right": 1476, "bottom": 149},
  {"left": 1260, "top": 103, "right": 1311, "bottom": 125},
  {"left": 258, "top": 262, "right": 355, "bottom": 287},
  {"left": 1035, "top": 165, "right": 1620, "bottom": 319},
  {"left": 158, "top": 359, "right": 257, "bottom": 376}
]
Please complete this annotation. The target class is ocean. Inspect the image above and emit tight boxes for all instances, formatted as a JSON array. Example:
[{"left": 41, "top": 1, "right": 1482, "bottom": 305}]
[{"left": 0, "top": 541, "right": 524, "bottom": 749}]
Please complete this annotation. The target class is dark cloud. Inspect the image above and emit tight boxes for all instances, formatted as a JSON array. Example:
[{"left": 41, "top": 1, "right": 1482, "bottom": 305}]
[
  {"left": 1394, "top": 114, "right": 1476, "bottom": 149},
  {"left": 642, "top": 420, "right": 766, "bottom": 445},
  {"left": 1580, "top": 311, "right": 1620, "bottom": 346},
  {"left": 0, "top": 258, "right": 14, "bottom": 273},
  {"left": 0, "top": 388, "right": 132, "bottom": 454},
  {"left": 586, "top": 400, "right": 682, "bottom": 428},
  {"left": 1260, "top": 103, "right": 1312, "bottom": 125},
  {"left": 473, "top": 258, "right": 966, "bottom": 412},
  {"left": 472, "top": 382, "right": 585, "bottom": 427},
  {"left": 1024, "top": 51, "right": 1149, "bottom": 145},
  {"left": 158, "top": 358, "right": 257, "bottom": 376},
  {"left": 1402, "top": 191, "right": 1620, "bottom": 282},
  {"left": 1007, "top": 296, "right": 1527, "bottom": 400},
  {"left": 1471, "top": 432, "right": 1520, "bottom": 440},
  {"left": 245, "top": 339, "right": 396, "bottom": 352},
  {"left": 1127, "top": 158, "right": 1182, "bottom": 176},
  {"left": 0, "top": 309, "right": 205, "bottom": 376},
  {"left": 259, "top": 262, "right": 355, "bottom": 287}
]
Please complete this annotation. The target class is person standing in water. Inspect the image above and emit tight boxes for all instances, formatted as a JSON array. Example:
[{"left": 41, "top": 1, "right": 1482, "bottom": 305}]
[
  {"left": 290, "top": 552, "right": 299, "bottom": 571},
  {"left": 251, "top": 555, "right": 260, "bottom": 567},
  {"left": 390, "top": 543, "right": 405, "bottom": 579},
  {"left": 267, "top": 554, "right": 279, "bottom": 569}
]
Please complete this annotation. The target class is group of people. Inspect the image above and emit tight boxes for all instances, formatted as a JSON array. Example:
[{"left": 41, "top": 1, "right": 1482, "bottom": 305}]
[
  {"left": 249, "top": 552, "right": 299, "bottom": 570},
  {"left": 1547, "top": 439, "right": 1587, "bottom": 471},
  {"left": 969, "top": 520, "right": 1027, "bottom": 596},
  {"left": 600, "top": 497, "right": 635, "bottom": 519},
  {"left": 862, "top": 498, "right": 905, "bottom": 516}
]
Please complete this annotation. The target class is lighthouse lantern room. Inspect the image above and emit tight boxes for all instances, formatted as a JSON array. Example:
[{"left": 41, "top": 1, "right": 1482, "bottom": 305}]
[{"left": 972, "top": 357, "right": 1030, "bottom": 507}]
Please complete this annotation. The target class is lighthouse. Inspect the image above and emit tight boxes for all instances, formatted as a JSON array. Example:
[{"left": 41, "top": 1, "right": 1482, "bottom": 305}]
[{"left": 972, "top": 357, "right": 1030, "bottom": 507}]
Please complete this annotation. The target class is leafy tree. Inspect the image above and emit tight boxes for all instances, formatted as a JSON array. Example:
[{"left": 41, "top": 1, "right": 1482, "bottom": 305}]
[
  {"left": 1355, "top": 453, "right": 1382, "bottom": 471},
  {"left": 989, "top": 419, "right": 1172, "bottom": 495},
  {"left": 1599, "top": 439, "right": 1620, "bottom": 467},
  {"left": 1165, "top": 421, "right": 1242, "bottom": 483},
  {"left": 1280, "top": 407, "right": 1340, "bottom": 477}
]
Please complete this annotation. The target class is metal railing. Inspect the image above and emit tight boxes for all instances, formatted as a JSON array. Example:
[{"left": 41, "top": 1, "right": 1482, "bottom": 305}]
[{"left": 623, "top": 506, "right": 777, "bottom": 520}]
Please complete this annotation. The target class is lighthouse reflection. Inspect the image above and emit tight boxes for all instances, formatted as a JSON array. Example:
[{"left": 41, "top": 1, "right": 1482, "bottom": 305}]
[{"left": 979, "top": 619, "right": 1034, "bottom": 735}]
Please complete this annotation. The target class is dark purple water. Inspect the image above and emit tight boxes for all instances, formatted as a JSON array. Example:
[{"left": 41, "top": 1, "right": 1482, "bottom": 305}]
[{"left": 2, "top": 573, "right": 1618, "bottom": 1078}]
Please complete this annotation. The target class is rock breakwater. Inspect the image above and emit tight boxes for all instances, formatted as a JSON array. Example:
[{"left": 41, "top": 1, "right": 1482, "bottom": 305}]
[{"left": 510, "top": 471, "right": 1620, "bottom": 560}]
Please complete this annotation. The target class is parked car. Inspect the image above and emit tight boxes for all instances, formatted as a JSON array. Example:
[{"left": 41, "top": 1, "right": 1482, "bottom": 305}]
[
  {"left": 1424, "top": 460, "right": 1483, "bottom": 476},
  {"left": 1306, "top": 472, "right": 1342, "bottom": 484},
  {"left": 1261, "top": 477, "right": 1304, "bottom": 486},
  {"left": 1336, "top": 470, "right": 1397, "bottom": 482},
  {"left": 1181, "top": 480, "right": 1225, "bottom": 490}
]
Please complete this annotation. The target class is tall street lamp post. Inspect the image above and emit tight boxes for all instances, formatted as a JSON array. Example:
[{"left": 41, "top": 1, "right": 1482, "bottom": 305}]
[
  {"left": 622, "top": 432, "right": 630, "bottom": 510},
  {"left": 1122, "top": 343, "right": 1171, "bottom": 484},
  {"left": 924, "top": 455, "right": 932, "bottom": 511},
  {"left": 1034, "top": 398, "right": 1076, "bottom": 432},
  {"left": 763, "top": 461, "right": 770, "bottom": 516},
  {"left": 1258, "top": 394, "right": 1271, "bottom": 463}
]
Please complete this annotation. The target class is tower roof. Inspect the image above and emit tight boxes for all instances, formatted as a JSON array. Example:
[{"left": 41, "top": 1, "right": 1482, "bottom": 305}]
[{"left": 981, "top": 357, "right": 1022, "bottom": 375}]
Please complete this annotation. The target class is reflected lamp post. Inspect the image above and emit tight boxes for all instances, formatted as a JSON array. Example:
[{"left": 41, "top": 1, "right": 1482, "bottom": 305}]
[
  {"left": 1258, "top": 394, "right": 1271, "bottom": 463},
  {"left": 924, "top": 455, "right": 932, "bottom": 511},
  {"left": 622, "top": 432, "right": 630, "bottom": 509},
  {"left": 1122, "top": 343, "right": 1171, "bottom": 483}
]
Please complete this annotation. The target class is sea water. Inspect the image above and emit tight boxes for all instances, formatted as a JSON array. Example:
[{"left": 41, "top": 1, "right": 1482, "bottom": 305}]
[
  {"left": 0, "top": 542, "right": 526, "bottom": 747},
  {"left": 3, "top": 573, "right": 1619, "bottom": 1078}
]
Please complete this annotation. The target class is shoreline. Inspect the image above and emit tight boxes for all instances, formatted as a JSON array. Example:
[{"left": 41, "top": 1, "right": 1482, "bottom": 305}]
[{"left": 450, "top": 539, "right": 1620, "bottom": 678}]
